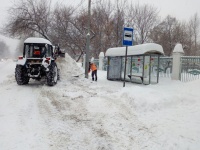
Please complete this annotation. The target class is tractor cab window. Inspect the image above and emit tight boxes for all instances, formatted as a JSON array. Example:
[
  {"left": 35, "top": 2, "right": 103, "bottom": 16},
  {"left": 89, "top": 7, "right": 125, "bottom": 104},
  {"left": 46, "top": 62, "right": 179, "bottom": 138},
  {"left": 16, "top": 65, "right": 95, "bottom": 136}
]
[
  {"left": 45, "top": 44, "right": 52, "bottom": 57},
  {"left": 25, "top": 44, "right": 48, "bottom": 58},
  {"left": 25, "top": 45, "right": 33, "bottom": 58}
]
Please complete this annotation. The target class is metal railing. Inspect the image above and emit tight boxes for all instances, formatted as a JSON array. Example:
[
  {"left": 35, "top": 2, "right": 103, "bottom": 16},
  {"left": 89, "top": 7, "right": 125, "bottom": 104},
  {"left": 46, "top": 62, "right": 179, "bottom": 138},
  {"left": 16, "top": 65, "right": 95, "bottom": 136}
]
[
  {"left": 181, "top": 56, "right": 200, "bottom": 82},
  {"left": 151, "top": 56, "right": 200, "bottom": 82}
]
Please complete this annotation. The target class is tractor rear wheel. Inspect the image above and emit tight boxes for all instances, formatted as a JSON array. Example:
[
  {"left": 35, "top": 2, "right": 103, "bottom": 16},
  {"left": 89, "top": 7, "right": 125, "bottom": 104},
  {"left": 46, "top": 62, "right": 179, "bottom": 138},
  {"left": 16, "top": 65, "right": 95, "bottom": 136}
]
[
  {"left": 15, "top": 65, "right": 29, "bottom": 85},
  {"left": 46, "top": 62, "right": 58, "bottom": 86}
]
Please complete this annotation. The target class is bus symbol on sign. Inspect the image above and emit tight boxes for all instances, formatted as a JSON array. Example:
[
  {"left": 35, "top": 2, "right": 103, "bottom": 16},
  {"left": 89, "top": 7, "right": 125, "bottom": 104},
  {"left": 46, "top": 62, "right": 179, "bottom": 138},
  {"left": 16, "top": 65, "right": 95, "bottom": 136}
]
[{"left": 125, "top": 33, "right": 132, "bottom": 38}]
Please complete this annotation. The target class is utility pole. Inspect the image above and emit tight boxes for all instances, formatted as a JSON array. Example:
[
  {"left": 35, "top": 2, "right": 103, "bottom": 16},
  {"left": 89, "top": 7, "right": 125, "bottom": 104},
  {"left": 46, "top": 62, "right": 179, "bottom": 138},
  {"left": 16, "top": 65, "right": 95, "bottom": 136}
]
[{"left": 85, "top": 0, "right": 91, "bottom": 78}]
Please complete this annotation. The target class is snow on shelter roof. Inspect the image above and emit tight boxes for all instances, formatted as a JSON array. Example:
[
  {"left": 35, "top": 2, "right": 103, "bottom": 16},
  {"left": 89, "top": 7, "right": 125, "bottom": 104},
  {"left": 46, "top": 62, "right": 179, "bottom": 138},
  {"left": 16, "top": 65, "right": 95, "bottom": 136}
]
[
  {"left": 105, "top": 43, "right": 164, "bottom": 57},
  {"left": 24, "top": 37, "right": 52, "bottom": 45}
]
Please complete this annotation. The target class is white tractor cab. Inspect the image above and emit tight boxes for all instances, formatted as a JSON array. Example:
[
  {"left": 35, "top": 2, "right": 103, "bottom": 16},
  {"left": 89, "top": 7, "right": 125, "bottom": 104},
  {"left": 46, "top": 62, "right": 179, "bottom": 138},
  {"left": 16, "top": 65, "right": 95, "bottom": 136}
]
[{"left": 15, "top": 37, "right": 59, "bottom": 86}]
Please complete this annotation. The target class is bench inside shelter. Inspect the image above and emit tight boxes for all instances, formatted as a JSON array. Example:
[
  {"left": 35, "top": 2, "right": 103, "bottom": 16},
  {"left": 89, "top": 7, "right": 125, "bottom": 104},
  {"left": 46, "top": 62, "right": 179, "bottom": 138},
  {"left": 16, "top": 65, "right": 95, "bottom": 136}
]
[{"left": 127, "top": 74, "right": 144, "bottom": 83}]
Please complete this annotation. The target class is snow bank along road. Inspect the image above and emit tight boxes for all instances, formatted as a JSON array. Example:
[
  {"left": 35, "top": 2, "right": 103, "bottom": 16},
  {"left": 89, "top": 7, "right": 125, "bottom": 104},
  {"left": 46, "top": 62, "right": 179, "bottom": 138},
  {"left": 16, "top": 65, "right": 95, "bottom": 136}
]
[{"left": 0, "top": 55, "right": 200, "bottom": 150}]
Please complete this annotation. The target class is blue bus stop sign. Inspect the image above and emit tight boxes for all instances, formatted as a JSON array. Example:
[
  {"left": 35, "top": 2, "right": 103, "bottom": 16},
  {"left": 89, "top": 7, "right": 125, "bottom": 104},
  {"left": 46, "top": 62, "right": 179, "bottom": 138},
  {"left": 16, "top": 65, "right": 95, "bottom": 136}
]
[{"left": 123, "top": 27, "right": 134, "bottom": 46}]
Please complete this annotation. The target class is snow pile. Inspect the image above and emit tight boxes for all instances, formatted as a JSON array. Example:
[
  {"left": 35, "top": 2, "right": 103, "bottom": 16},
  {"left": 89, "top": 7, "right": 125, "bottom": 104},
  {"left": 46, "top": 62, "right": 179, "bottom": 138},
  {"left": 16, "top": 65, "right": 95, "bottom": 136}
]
[{"left": 56, "top": 53, "right": 84, "bottom": 79}]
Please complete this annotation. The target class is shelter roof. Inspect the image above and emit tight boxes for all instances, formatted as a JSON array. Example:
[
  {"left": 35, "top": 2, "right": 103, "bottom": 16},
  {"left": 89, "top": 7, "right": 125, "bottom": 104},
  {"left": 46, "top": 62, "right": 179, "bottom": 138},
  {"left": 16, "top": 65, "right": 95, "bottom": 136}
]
[{"left": 105, "top": 43, "right": 164, "bottom": 56}]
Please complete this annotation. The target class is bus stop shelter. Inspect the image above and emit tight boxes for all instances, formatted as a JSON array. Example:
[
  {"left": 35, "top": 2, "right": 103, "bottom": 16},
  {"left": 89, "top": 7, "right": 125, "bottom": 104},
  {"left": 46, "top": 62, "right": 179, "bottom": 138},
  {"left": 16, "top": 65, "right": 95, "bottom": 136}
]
[{"left": 105, "top": 43, "right": 164, "bottom": 85}]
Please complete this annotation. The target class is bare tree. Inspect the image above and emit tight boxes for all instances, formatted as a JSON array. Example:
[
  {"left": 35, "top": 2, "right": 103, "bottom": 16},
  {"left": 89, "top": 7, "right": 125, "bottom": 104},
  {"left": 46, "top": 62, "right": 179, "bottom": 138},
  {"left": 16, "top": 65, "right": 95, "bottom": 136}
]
[
  {"left": 189, "top": 13, "right": 200, "bottom": 55},
  {"left": 50, "top": 4, "right": 74, "bottom": 50},
  {"left": 129, "top": 3, "right": 159, "bottom": 44},
  {"left": 165, "top": 16, "right": 178, "bottom": 55},
  {"left": 174, "top": 22, "right": 191, "bottom": 55},
  {"left": 149, "top": 16, "right": 181, "bottom": 56},
  {"left": 113, "top": 0, "right": 127, "bottom": 46},
  {"left": 89, "top": 0, "right": 113, "bottom": 58},
  {"left": 4, "top": 0, "right": 52, "bottom": 41},
  {"left": 52, "top": 0, "right": 112, "bottom": 61},
  {"left": 51, "top": 5, "right": 95, "bottom": 61},
  {"left": 69, "top": 9, "right": 94, "bottom": 60}
]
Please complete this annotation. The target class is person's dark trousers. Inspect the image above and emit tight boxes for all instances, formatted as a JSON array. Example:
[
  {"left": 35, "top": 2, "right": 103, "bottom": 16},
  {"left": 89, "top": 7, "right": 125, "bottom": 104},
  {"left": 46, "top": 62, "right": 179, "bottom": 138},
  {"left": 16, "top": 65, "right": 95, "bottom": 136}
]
[{"left": 92, "top": 70, "right": 97, "bottom": 81}]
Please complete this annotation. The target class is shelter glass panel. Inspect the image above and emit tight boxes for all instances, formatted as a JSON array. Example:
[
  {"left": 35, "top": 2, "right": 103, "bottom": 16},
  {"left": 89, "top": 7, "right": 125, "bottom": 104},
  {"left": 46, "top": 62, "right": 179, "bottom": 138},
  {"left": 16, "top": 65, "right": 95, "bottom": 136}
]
[
  {"left": 150, "top": 55, "right": 160, "bottom": 84},
  {"left": 129, "top": 56, "right": 144, "bottom": 84},
  {"left": 108, "top": 57, "right": 122, "bottom": 80}
]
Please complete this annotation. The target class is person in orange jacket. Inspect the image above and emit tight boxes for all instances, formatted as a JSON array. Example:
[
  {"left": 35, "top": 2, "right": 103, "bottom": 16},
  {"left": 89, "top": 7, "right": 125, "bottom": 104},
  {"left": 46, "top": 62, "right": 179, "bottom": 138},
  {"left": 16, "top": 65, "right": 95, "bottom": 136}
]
[{"left": 88, "top": 62, "right": 97, "bottom": 81}]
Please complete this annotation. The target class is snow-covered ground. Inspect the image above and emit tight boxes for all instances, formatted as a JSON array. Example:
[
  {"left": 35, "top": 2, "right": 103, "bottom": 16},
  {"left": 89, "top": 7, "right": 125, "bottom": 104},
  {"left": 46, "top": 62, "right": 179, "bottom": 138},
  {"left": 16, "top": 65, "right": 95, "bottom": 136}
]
[{"left": 0, "top": 55, "right": 200, "bottom": 150}]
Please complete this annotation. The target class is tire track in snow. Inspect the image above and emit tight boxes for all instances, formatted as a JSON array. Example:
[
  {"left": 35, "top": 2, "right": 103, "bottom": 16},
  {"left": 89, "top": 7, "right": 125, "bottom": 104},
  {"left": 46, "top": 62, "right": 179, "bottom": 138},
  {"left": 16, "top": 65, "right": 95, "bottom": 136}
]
[
  {"left": 37, "top": 79, "right": 94, "bottom": 150},
  {"left": 37, "top": 78, "right": 154, "bottom": 150},
  {"left": 85, "top": 93, "right": 155, "bottom": 150},
  {"left": 0, "top": 76, "right": 51, "bottom": 150}
]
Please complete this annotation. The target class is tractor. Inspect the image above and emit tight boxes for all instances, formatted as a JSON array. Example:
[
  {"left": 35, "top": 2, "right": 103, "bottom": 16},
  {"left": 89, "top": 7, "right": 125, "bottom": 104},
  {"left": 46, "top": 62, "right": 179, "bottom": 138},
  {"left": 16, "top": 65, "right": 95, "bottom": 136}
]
[{"left": 15, "top": 37, "right": 59, "bottom": 86}]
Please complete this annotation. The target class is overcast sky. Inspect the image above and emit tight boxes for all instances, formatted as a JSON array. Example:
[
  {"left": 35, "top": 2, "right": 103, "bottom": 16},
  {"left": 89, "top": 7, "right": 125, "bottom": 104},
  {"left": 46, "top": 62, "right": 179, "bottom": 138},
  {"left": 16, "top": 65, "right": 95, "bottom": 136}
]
[
  {"left": 0, "top": 0, "right": 200, "bottom": 25},
  {"left": 56, "top": 0, "right": 200, "bottom": 21},
  {"left": 139, "top": 0, "right": 200, "bottom": 21}
]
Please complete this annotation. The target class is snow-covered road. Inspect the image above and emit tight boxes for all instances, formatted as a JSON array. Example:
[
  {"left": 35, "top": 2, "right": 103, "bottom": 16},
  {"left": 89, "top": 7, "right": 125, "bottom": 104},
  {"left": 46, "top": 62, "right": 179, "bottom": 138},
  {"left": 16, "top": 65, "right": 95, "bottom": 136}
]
[
  {"left": 37, "top": 78, "right": 154, "bottom": 150},
  {"left": 0, "top": 55, "right": 200, "bottom": 150},
  {"left": 0, "top": 75, "right": 49, "bottom": 149}
]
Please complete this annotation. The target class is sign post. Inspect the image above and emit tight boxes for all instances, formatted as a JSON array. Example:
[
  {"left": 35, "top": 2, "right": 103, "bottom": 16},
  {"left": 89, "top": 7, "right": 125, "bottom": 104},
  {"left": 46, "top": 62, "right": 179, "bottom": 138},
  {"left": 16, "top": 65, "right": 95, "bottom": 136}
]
[
  {"left": 85, "top": 0, "right": 91, "bottom": 79},
  {"left": 123, "top": 27, "right": 133, "bottom": 87}
]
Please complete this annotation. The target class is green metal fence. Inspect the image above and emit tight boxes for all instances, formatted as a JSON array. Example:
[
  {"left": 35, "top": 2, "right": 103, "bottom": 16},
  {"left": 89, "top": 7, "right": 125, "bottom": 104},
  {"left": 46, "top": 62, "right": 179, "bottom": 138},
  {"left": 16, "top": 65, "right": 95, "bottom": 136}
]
[{"left": 181, "top": 56, "right": 200, "bottom": 82}]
